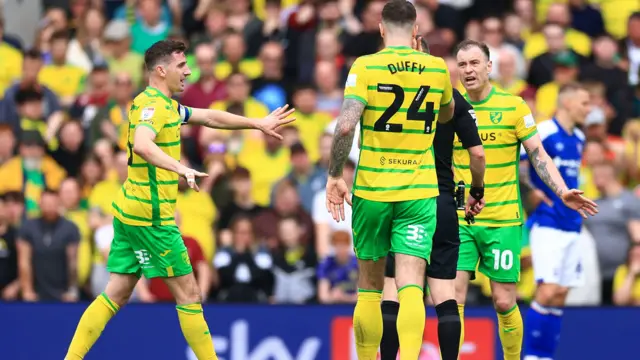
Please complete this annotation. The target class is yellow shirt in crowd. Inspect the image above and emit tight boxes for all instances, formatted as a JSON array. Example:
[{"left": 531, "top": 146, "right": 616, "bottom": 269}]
[
  {"left": 176, "top": 189, "right": 217, "bottom": 261},
  {"left": 292, "top": 111, "right": 333, "bottom": 162},
  {"left": 0, "top": 42, "right": 22, "bottom": 98},
  {"left": 524, "top": 29, "right": 591, "bottom": 60},
  {"left": 613, "top": 265, "right": 640, "bottom": 302},
  {"left": 214, "top": 59, "right": 263, "bottom": 81},
  {"left": 38, "top": 64, "right": 86, "bottom": 99},
  {"left": 535, "top": 82, "right": 559, "bottom": 120},
  {"left": 237, "top": 144, "right": 290, "bottom": 207},
  {"left": 66, "top": 209, "right": 91, "bottom": 286}
]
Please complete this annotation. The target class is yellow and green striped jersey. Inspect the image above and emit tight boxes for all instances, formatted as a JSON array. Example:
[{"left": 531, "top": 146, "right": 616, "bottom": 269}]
[
  {"left": 111, "top": 87, "right": 192, "bottom": 226},
  {"left": 344, "top": 46, "right": 453, "bottom": 202},
  {"left": 453, "top": 86, "right": 538, "bottom": 227}
]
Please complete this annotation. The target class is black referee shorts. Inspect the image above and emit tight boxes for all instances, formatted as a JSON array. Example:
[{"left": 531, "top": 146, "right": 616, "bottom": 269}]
[{"left": 385, "top": 193, "right": 460, "bottom": 280}]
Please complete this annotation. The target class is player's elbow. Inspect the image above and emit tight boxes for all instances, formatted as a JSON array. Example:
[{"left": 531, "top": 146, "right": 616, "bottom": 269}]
[{"left": 468, "top": 145, "right": 485, "bottom": 164}]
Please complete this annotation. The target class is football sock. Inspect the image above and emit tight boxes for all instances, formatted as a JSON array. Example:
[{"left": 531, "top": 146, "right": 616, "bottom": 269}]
[
  {"left": 380, "top": 300, "right": 400, "bottom": 360},
  {"left": 176, "top": 303, "right": 218, "bottom": 360},
  {"left": 458, "top": 303, "right": 465, "bottom": 354},
  {"left": 523, "top": 301, "right": 563, "bottom": 359},
  {"left": 497, "top": 304, "right": 524, "bottom": 360},
  {"left": 397, "top": 285, "right": 425, "bottom": 360},
  {"left": 435, "top": 299, "right": 461, "bottom": 360},
  {"left": 353, "top": 289, "right": 384, "bottom": 360},
  {"left": 65, "top": 292, "right": 119, "bottom": 359}
]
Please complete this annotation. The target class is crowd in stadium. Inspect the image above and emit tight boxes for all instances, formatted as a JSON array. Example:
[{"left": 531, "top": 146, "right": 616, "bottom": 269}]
[{"left": 0, "top": 0, "right": 640, "bottom": 306}]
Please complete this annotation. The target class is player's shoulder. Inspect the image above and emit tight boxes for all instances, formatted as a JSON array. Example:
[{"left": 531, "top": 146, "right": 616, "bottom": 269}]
[{"left": 537, "top": 119, "right": 560, "bottom": 140}]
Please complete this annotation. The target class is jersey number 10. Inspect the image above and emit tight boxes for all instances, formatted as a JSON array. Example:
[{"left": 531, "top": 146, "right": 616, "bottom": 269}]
[{"left": 374, "top": 84, "right": 436, "bottom": 134}]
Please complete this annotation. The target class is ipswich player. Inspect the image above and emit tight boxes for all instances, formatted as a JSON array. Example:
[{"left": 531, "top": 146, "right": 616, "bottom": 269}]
[
  {"left": 324, "top": 1, "right": 456, "bottom": 358},
  {"left": 65, "top": 40, "right": 295, "bottom": 360},
  {"left": 520, "top": 83, "right": 591, "bottom": 360},
  {"left": 379, "top": 37, "right": 486, "bottom": 360},
  {"left": 452, "top": 40, "right": 598, "bottom": 360}
]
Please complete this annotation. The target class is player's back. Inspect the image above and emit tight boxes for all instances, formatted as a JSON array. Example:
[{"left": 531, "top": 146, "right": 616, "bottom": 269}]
[
  {"left": 523, "top": 119, "right": 584, "bottom": 232},
  {"left": 112, "top": 87, "right": 187, "bottom": 227},
  {"left": 345, "top": 46, "right": 453, "bottom": 203},
  {"left": 453, "top": 86, "right": 537, "bottom": 226}
]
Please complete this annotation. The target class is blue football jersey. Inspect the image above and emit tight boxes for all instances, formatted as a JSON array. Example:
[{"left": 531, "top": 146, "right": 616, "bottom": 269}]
[{"left": 520, "top": 119, "right": 585, "bottom": 233}]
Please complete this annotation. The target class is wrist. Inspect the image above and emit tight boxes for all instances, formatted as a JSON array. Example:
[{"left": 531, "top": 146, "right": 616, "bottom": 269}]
[{"left": 469, "top": 184, "right": 484, "bottom": 201}]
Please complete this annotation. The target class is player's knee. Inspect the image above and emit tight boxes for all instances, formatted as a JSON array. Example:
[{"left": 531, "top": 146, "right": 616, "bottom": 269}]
[
  {"left": 493, "top": 296, "right": 516, "bottom": 313},
  {"left": 394, "top": 254, "right": 426, "bottom": 289},
  {"left": 104, "top": 273, "right": 138, "bottom": 307}
]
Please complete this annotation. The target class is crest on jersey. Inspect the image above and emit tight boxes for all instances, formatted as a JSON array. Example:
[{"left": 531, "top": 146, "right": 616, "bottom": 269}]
[
  {"left": 141, "top": 107, "right": 155, "bottom": 123},
  {"left": 490, "top": 112, "right": 502, "bottom": 124}
]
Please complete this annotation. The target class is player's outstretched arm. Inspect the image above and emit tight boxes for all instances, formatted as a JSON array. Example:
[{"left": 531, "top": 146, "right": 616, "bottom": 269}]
[
  {"left": 133, "top": 126, "right": 207, "bottom": 188},
  {"left": 522, "top": 134, "right": 598, "bottom": 218},
  {"left": 187, "top": 105, "right": 296, "bottom": 139}
]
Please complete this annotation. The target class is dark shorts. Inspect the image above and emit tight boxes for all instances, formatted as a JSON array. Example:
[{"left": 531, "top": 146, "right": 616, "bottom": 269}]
[{"left": 385, "top": 193, "right": 460, "bottom": 280}]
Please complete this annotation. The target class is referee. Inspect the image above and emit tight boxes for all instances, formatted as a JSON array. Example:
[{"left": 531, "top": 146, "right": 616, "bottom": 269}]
[{"left": 379, "top": 38, "right": 486, "bottom": 360}]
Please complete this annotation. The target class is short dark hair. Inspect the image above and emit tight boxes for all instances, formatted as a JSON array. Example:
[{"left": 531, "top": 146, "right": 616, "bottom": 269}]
[
  {"left": 23, "top": 49, "right": 42, "bottom": 60},
  {"left": 15, "top": 87, "right": 43, "bottom": 105},
  {"left": 144, "top": 40, "right": 187, "bottom": 71},
  {"left": 3, "top": 191, "right": 24, "bottom": 203},
  {"left": 50, "top": 30, "right": 70, "bottom": 43},
  {"left": 381, "top": 0, "right": 416, "bottom": 27},
  {"left": 91, "top": 64, "right": 110, "bottom": 75},
  {"left": 42, "top": 188, "right": 59, "bottom": 196},
  {"left": 629, "top": 11, "right": 640, "bottom": 22},
  {"left": 231, "top": 166, "right": 251, "bottom": 180},
  {"left": 454, "top": 39, "right": 491, "bottom": 60}
]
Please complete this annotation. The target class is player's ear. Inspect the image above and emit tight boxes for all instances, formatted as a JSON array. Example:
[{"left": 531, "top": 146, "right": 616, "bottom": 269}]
[
  {"left": 379, "top": 23, "right": 384, "bottom": 38},
  {"left": 486, "top": 59, "right": 493, "bottom": 76},
  {"left": 156, "top": 64, "right": 167, "bottom": 78}
]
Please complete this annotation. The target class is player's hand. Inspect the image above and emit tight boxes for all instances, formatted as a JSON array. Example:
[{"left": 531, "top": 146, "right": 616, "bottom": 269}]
[
  {"left": 325, "top": 176, "right": 351, "bottom": 222},
  {"left": 257, "top": 104, "right": 296, "bottom": 140},
  {"left": 560, "top": 189, "right": 599, "bottom": 219},
  {"left": 529, "top": 188, "right": 553, "bottom": 208},
  {"left": 179, "top": 167, "right": 209, "bottom": 192},
  {"left": 22, "top": 291, "right": 38, "bottom": 302},
  {"left": 465, "top": 197, "right": 485, "bottom": 217}
]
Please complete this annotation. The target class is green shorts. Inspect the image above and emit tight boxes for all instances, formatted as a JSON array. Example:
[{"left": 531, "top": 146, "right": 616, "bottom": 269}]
[
  {"left": 351, "top": 195, "right": 437, "bottom": 262},
  {"left": 457, "top": 225, "right": 522, "bottom": 282},
  {"left": 106, "top": 218, "right": 193, "bottom": 279}
]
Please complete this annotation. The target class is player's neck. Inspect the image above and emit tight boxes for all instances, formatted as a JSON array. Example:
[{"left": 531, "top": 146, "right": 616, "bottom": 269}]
[
  {"left": 555, "top": 112, "right": 575, "bottom": 134},
  {"left": 148, "top": 79, "right": 172, "bottom": 99},
  {"left": 383, "top": 35, "right": 413, "bottom": 49},
  {"left": 466, "top": 83, "right": 493, "bottom": 103}
]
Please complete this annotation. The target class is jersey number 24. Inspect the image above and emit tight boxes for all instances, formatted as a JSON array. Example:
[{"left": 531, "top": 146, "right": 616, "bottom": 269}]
[{"left": 374, "top": 84, "right": 436, "bottom": 134}]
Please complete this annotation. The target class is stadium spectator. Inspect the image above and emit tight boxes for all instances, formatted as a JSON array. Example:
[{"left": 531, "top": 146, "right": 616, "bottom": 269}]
[
  {"left": 289, "top": 84, "right": 333, "bottom": 162},
  {"left": 481, "top": 16, "right": 525, "bottom": 81},
  {"left": 0, "top": 195, "right": 18, "bottom": 301},
  {"left": 492, "top": 47, "right": 530, "bottom": 97},
  {"left": 3, "top": 192, "right": 24, "bottom": 229},
  {"left": 39, "top": 30, "right": 86, "bottom": 108},
  {"left": 217, "top": 166, "right": 265, "bottom": 240},
  {"left": 215, "top": 31, "right": 262, "bottom": 81},
  {"left": 193, "top": 4, "right": 228, "bottom": 53},
  {"left": 272, "top": 217, "right": 317, "bottom": 304},
  {"left": 0, "top": 131, "right": 65, "bottom": 218},
  {"left": 316, "top": 132, "right": 332, "bottom": 172},
  {"left": 254, "top": 179, "right": 314, "bottom": 251},
  {"left": 103, "top": 20, "right": 144, "bottom": 87},
  {"left": 16, "top": 188, "right": 80, "bottom": 302},
  {"left": 58, "top": 178, "right": 91, "bottom": 291},
  {"left": 51, "top": 121, "right": 86, "bottom": 177},
  {"left": 613, "top": 241, "right": 640, "bottom": 305},
  {"left": 535, "top": 50, "right": 581, "bottom": 120},
  {"left": 271, "top": 142, "right": 326, "bottom": 213},
  {"left": 569, "top": 0, "right": 606, "bottom": 38},
  {"left": 213, "top": 215, "right": 274, "bottom": 303},
  {"left": 585, "top": 162, "right": 640, "bottom": 304},
  {"left": 252, "top": 41, "right": 289, "bottom": 112},
  {"left": 312, "top": 159, "right": 355, "bottom": 259},
  {"left": 317, "top": 231, "right": 358, "bottom": 304},
  {"left": 66, "top": 7, "right": 106, "bottom": 73},
  {"left": 503, "top": 12, "right": 525, "bottom": 51},
  {"left": 69, "top": 66, "right": 112, "bottom": 132},
  {"left": 87, "top": 205, "right": 114, "bottom": 299},
  {"left": 314, "top": 60, "right": 343, "bottom": 116},
  {"left": 129, "top": 0, "right": 170, "bottom": 55},
  {"left": 621, "top": 12, "right": 640, "bottom": 86},
  {"left": 181, "top": 42, "right": 227, "bottom": 110},
  {"left": 343, "top": 0, "right": 385, "bottom": 59}
]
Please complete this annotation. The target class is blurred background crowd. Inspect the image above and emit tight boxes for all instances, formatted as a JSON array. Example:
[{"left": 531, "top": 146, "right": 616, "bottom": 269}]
[{"left": 1, "top": 0, "right": 640, "bottom": 307}]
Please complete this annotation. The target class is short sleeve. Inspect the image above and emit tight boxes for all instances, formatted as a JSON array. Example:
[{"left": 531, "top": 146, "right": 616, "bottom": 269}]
[
  {"left": 343, "top": 57, "right": 368, "bottom": 106},
  {"left": 452, "top": 90, "right": 481, "bottom": 149},
  {"left": 515, "top": 100, "right": 538, "bottom": 142},
  {"left": 135, "top": 100, "right": 170, "bottom": 135},
  {"left": 178, "top": 103, "right": 192, "bottom": 124},
  {"left": 18, "top": 221, "right": 34, "bottom": 243},
  {"left": 66, "top": 221, "right": 81, "bottom": 245},
  {"left": 441, "top": 61, "right": 453, "bottom": 106},
  {"left": 317, "top": 257, "right": 331, "bottom": 280}
]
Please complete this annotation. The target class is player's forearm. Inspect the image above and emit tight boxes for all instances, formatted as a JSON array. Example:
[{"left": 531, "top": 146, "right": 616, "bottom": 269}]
[
  {"left": 133, "top": 139, "right": 187, "bottom": 175},
  {"left": 437, "top": 100, "right": 455, "bottom": 124},
  {"left": 467, "top": 145, "right": 485, "bottom": 187},
  {"left": 524, "top": 143, "right": 568, "bottom": 197},
  {"left": 196, "top": 109, "right": 259, "bottom": 130},
  {"left": 328, "top": 99, "right": 363, "bottom": 177}
]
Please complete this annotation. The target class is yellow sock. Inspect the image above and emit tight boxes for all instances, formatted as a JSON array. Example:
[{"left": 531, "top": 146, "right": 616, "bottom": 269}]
[
  {"left": 177, "top": 303, "right": 218, "bottom": 360},
  {"left": 497, "top": 304, "right": 523, "bottom": 360},
  {"left": 397, "top": 285, "right": 425, "bottom": 360},
  {"left": 65, "top": 292, "right": 119, "bottom": 360},
  {"left": 458, "top": 303, "right": 465, "bottom": 356},
  {"left": 353, "top": 289, "right": 383, "bottom": 360}
]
